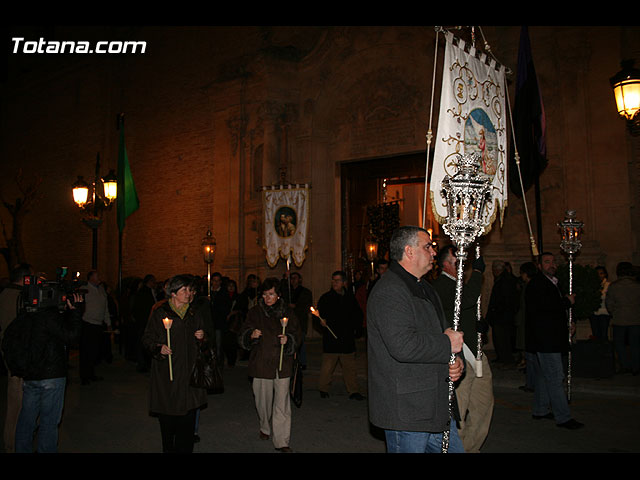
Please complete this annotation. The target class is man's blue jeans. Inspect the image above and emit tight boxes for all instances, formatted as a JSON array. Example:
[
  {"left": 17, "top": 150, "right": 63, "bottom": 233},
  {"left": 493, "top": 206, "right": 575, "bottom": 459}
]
[
  {"left": 533, "top": 352, "right": 571, "bottom": 424},
  {"left": 384, "top": 420, "right": 465, "bottom": 453},
  {"left": 613, "top": 325, "right": 640, "bottom": 372},
  {"left": 15, "top": 377, "right": 66, "bottom": 453}
]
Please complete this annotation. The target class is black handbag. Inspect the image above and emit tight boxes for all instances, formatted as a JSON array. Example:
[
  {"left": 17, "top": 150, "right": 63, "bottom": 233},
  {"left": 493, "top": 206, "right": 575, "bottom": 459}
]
[
  {"left": 190, "top": 340, "right": 224, "bottom": 394},
  {"left": 290, "top": 353, "right": 303, "bottom": 407}
]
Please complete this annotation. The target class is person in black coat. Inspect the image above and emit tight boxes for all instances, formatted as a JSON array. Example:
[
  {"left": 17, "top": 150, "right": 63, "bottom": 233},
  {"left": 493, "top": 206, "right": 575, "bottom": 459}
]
[
  {"left": 486, "top": 261, "right": 519, "bottom": 364},
  {"left": 210, "top": 273, "right": 233, "bottom": 367},
  {"left": 525, "top": 252, "right": 583, "bottom": 430},
  {"left": 142, "top": 275, "right": 209, "bottom": 453},
  {"left": 314, "top": 270, "right": 365, "bottom": 400},
  {"left": 132, "top": 274, "right": 157, "bottom": 372}
]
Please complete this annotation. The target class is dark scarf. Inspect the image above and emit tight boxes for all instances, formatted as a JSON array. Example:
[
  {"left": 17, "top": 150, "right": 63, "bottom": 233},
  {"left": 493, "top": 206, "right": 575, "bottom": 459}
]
[{"left": 258, "top": 297, "right": 286, "bottom": 319}]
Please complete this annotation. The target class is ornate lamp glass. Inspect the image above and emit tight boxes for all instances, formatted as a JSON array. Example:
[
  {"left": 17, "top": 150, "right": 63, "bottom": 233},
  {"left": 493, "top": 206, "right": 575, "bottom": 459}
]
[
  {"left": 440, "top": 152, "right": 492, "bottom": 260},
  {"left": 610, "top": 60, "right": 640, "bottom": 135},
  {"left": 72, "top": 176, "right": 90, "bottom": 207},
  {"left": 102, "top": 169, "right": 118, "bottom": 203},
  {"left": 558, "top": 209, "right": 583, "bottom": 255},
  {"left": 202, "top": 230, "right": 216, "bottom": 264}
]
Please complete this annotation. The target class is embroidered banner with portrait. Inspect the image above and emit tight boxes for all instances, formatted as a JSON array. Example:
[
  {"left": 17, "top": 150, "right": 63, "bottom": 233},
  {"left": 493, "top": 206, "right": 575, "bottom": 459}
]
[
  {"left": 263, "top": 185, "right": 310, "bottom": 268},
  {"left": 430, "top": 31, "right": 508, "bottom": 233}
]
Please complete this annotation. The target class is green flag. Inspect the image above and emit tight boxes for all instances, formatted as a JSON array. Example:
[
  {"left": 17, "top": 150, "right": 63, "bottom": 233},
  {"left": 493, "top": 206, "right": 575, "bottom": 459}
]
[{"left": 117, "top": 126, "right": 139, "bottom": 232}]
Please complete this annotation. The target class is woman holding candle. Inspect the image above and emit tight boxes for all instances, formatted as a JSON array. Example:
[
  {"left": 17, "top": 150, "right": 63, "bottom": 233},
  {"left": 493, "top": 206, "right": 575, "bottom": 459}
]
[
  {"left": 239, "top": 277, "right": 301, "bottom": 452},
  {"left": 142, "top": 274, "right": 211, "bottom": 453}
]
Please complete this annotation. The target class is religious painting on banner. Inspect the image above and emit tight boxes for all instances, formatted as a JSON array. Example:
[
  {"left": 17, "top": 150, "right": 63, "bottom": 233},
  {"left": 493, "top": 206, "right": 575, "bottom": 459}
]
[
  {"left": 263, "top": 185, "right": 310, "bottom": 268},
  {"left": 430, "top": 31, "right": 508, "bottom": 234}
]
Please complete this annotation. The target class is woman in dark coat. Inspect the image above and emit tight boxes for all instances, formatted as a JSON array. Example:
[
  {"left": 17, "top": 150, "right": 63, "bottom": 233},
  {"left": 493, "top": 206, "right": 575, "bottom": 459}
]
[
  {"left": 239, "top": 277, "right": 301, "bottom": 452},
  {"left": 142, "top": 274, "right": 209, "bottom": 453}
]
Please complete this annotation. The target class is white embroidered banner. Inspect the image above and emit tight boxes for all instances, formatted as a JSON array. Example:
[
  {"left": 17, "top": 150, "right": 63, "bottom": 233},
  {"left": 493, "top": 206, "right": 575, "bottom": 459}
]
[
  {"left": 263, "top": 185, "right": 310, "bottom": 268},
  {"left": 430, "top": 31, "right": 508, "bottom": 233}
]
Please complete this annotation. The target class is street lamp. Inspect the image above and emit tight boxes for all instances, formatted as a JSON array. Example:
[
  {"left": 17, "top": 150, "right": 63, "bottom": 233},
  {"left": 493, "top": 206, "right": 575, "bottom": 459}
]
[
  {"left": 202, "top": 229, "right": 217, "bottom": 298},
  {"left": 610, "top": 60, "right": 640, "bottom": 136},
  {"left": 558, "top": 209, "right": 583, "bottom": 403},
  {"left": 71, "top": 153, "right": 117, "bottom": 270}
]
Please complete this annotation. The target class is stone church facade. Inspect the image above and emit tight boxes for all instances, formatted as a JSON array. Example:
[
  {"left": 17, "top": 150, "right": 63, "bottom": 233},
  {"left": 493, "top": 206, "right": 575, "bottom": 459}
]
[{"left": 1, "top": 25, "right": 639, "bottom": 308}]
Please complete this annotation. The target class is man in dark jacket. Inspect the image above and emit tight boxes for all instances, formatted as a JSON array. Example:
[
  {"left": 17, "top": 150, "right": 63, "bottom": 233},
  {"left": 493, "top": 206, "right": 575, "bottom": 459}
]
[
  {"left": 486, "top": 260, "right": 519, "bottom": 364},
  {"left": 316, "top": 270, "right": 364, "bottom": 400},
  {"left": 525, "top": 252, "right": 583, "bottom": 430},
  {"left": 367, "top": 226, "right": 464, "bottom": 453},
  {"left": 13, "top": 293, "right": 83, "bottom": 452},
  {"left": 431, "top": 245, "right": 493, "bottom": 453}
]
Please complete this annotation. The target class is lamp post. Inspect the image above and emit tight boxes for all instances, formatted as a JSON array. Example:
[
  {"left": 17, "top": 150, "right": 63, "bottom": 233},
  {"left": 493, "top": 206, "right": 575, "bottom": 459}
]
[
  {"left": 558, "top": 209, "right": 583, "bottom": 403},
  {"left": 610, "top": 60, "right": 640, "bottom": 136},
  {"left": 439, "top": 151, "right": 492, "bottom": 452},
  {"left": 202, "top": 229, "right": 217, "bottom": 298},
  {"left": 72, "top": 153, "right": 117, "bottom": 270}
]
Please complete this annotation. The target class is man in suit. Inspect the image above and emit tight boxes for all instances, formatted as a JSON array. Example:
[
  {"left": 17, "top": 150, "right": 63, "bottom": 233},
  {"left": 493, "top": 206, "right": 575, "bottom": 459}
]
[
  {"left": 431, "top": 245, "right": 493, "bottom": 453},
  {"left": 525, "top": 252, "right": 583, "bottom": 430},
  {"left": 367, "top": 226, "right": 465, "bottom": 453}
]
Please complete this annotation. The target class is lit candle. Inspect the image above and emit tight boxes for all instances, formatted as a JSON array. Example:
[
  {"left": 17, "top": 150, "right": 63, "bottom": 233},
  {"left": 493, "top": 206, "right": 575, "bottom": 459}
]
[
  {"left": 279, "top": 317, "right": 289, "bottom": 371},
  {"left": 310, "top": 306, "right": 337, "bottom": 339},
  {"left": 162, "top": 317, "right": 173, "bottom": 381}
]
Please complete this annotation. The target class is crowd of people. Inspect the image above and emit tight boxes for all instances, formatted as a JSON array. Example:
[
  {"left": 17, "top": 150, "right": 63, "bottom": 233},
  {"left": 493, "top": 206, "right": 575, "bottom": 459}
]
[{"left": 1, "top": 226, "right": 639, "bottom": 453}]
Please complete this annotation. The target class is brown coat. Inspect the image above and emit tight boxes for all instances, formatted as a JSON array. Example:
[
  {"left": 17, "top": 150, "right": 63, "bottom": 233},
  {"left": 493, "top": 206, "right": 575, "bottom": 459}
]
[
  {"left": 142, "top": 300, "right": 208, "bottom": 416},
  {"left": 239, "top": 299, "right": 301, "bottom": 379}
]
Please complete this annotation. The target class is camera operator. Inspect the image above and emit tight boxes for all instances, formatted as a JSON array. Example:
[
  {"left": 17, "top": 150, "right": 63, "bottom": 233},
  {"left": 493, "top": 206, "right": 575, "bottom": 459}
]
[
  {"left": 13, "top": 292, "right": 83, "bottom": 453},
  {"left": 0, "top": 263, "right": 33, "bottom": 453}
]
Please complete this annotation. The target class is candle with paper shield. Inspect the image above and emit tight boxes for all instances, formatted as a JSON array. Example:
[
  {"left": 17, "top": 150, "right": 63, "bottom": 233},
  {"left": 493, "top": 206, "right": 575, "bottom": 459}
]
[
  {"left": 162, "top": 317, "right": 173, "bottom": 381},
  {"left": 279, "top": 317, "right": 288, "bottom": 371},
  {"left": 310, "top": 306, "right": 337, "bottom": 339}
]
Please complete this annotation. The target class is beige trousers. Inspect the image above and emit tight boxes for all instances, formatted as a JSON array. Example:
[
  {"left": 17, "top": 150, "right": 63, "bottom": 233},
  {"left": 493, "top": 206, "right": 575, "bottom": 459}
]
[
  {"left": 252, "top": 373, "right": 291, "bottom": 449},
  {"left": 318, "top": 352, "right": 359, "bottom": 394},
  {"left": 456, "top": 354, "right": 494, "bottom": 453}
]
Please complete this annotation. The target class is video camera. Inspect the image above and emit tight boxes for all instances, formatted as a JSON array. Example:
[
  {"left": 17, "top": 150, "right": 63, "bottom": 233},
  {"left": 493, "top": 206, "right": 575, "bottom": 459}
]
[{"left": 21, "top": 267, "right": 88, "bottom": 312}]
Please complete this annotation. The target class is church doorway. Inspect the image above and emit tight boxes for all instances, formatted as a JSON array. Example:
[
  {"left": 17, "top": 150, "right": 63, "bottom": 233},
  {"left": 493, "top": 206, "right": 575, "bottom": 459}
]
[{"left": 340, "top": 151, "right": 442, "bottom": 280}]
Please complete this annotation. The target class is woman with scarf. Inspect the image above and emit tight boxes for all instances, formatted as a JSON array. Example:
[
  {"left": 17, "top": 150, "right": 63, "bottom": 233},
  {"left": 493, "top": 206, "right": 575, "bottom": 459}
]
[
  {"left": 142, "top": 274, "right": 210, "bottom": 453},
  {"left": 239, "top": 277, "right": 301, "bottom": 452}
]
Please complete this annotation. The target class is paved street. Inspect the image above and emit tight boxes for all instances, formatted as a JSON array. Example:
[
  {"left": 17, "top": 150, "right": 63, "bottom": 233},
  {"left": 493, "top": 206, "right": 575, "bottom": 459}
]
[{"left": 1, "top": 338, "right": 639, "bottom": 454}]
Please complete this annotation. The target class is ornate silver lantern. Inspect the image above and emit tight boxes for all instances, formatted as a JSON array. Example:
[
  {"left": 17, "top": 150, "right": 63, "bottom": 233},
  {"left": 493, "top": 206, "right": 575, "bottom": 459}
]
[
  {"left": 559, "top": 209, "right": 583, "bottom": 256},
  {"left": 441, "top": 152, "right": 492, "bottom": 260},
  {"left": 558, "top": 210, "right": 583, "bottom": 402},
  {"left": 439, "top": 152, "right": 492, "bottom": 452}
]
